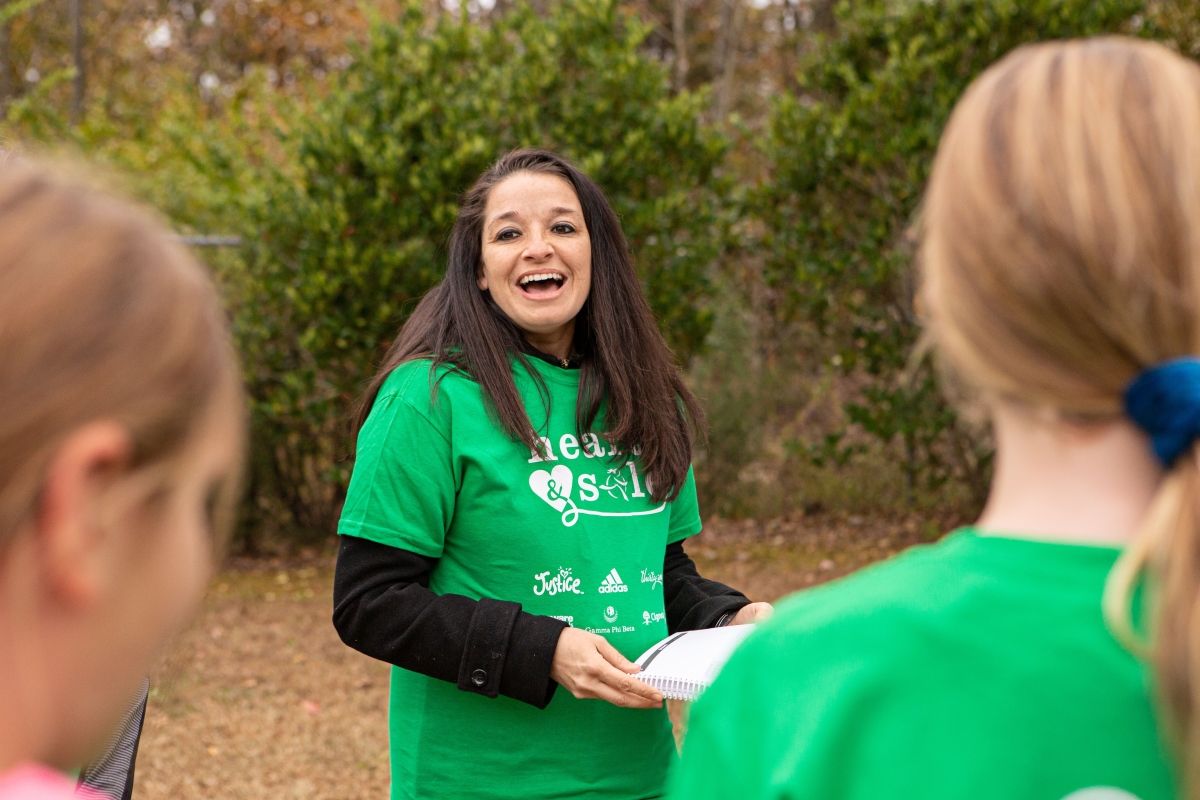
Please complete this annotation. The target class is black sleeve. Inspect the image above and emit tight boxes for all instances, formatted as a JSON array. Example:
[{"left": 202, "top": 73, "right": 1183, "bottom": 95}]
[
  {"left": 332, "top": 534, "right": 568, "bottom": 709},
  {"left": 663, "top": 539, "right": 751, "bottom": 632}
]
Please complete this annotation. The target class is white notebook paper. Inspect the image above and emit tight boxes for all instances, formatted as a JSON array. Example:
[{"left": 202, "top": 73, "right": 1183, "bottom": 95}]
[{"left": 633, "top": 624, "right": 755, "bottom": 701}]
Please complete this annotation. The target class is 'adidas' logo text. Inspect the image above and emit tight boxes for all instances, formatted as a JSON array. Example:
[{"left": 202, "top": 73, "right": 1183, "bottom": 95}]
[{"left": 597, "top": 568, "right": 629, "bottom": 594}]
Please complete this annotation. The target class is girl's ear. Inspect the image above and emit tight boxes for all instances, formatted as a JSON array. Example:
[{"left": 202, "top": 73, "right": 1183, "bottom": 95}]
[
  {"left": 477, "top": 271, "right": 489, "bottom": 292},
  {"left": 35, "top": 421, "right": 133, "bottom": 608}
]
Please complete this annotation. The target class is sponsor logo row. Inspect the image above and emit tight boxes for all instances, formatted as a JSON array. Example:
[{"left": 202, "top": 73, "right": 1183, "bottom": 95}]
[
  {"left": 549, "top": 607, "right": 666, "bottom": 629},
  {"left": 532, "top": 567, "right": 663, "bottom": 596}
]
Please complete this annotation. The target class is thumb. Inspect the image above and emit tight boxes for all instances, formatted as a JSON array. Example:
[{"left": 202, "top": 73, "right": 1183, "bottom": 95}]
[
  {"left": 597, "top": 638, "right": 639, "bottom": 673},
  {"left": 752, "top": 602, "right": 775, "bottom": 621}
]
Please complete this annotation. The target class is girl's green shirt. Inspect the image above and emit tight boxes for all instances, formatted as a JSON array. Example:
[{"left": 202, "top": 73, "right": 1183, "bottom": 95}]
[{"left": 670, "top": 529, "right": 1176, "bottom": 800}]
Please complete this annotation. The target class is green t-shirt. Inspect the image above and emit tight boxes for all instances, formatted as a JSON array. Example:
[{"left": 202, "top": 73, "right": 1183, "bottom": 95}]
[
  {"left": 669, "top": 529, "right": 1176, "bottom": 800},
  {"left": 339, "top": 356, "right": 702, "bottom": 800}
]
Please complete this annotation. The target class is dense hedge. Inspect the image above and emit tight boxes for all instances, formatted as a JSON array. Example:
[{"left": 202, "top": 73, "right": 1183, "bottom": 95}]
[{"left": 754, "top": 0, "right": 1164, "bottom": 501}]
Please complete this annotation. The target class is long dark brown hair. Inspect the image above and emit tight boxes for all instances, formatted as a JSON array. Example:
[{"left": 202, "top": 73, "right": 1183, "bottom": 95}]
[{"left": 355, "top": 148, "right": 703, "bottom": 502}]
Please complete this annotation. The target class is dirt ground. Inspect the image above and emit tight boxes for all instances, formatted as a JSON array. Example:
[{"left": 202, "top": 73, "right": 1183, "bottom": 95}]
[{"left": 132, "top": 513, "right": 935, "bottom": 799}]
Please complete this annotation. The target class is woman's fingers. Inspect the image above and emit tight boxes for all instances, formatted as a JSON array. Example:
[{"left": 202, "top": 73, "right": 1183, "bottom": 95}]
[
  {"left": 596, "top": 637, "right": 640, "bottom": 673},
  {"left": 730, "top": 601, "right": 774, "bottom": 626},
  {"left": 551, "top": 628, "right": 662, "bottom": 707},
  {"left": 578, "top": 661, "right": 660, "bottom": 707},
  {"left": 588, "top": 678, "right": 662, "bottom": 708},
  {"left": 597, "top": 664, "right": 662, "bottom": 706},
  {"left": 593, "top": 639, "right": 661, "bottom": 704}
]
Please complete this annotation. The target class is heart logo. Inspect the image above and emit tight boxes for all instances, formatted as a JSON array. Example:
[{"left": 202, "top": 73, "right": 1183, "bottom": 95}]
[{"left": 529, "top": 464, "right": 574, "bottom": 511}]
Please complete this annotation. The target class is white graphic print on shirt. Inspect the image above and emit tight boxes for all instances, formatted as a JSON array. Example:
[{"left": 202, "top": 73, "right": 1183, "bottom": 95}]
[{"left": 528, "top": 464, "right": 666, "bottom": 527}]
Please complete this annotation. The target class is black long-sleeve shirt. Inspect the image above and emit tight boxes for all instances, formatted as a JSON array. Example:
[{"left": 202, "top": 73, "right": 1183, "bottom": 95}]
[{"left": 332, "top": 535, "right": 748, "bottom": 708}]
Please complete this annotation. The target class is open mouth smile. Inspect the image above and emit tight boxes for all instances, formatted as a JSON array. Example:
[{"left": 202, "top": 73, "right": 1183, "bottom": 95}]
[{"left": 517, "top": 271, "right": 567, "bottom": 298}]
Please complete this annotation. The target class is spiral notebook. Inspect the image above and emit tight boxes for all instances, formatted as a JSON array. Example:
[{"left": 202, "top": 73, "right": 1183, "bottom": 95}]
[{"left": 633, "top": 624, "right": 755, "bottom": 701}]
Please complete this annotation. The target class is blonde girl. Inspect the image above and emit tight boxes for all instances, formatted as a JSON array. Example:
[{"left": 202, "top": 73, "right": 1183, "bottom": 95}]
[
  {"left": 0, "top": 161, "right": 244, "bottom": 797},
  {"left": 671, "top": 36, "right": 1200, "bottom": 799}
]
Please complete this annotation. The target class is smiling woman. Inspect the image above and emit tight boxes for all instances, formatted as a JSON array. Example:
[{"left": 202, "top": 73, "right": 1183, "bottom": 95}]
[
  {"left": 332, "top": 148, "right": 770, "bottom": 800},
  {"left": 476, "top": 171, "right": 593, "bottom": 361}
]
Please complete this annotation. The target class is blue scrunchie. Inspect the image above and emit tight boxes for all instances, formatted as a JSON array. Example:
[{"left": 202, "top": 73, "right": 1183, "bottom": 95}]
[{"left": 1123, "top": 357, "right": 1200, "bottom": 467}]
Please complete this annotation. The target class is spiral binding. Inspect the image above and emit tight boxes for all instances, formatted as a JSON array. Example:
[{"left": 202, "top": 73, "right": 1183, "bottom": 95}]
[{"left": 645, "top": 675, "right": 704, "bottom": 701}]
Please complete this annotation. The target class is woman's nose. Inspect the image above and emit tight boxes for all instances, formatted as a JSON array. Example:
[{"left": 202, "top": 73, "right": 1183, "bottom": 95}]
[{"left": 523, "top": 233, "right": 553, "bottom": 260}]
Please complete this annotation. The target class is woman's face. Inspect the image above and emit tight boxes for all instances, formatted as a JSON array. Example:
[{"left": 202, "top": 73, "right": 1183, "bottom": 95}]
[{"left": 478, "top": 171, "right": 592, "bottom": 358}]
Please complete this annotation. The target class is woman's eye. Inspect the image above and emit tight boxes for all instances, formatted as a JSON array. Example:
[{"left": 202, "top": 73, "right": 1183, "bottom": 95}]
[
  {"left": 496, "top": 228, "right": 520, "bottom": 241},
  {"left": 551, "top": 223, "right": 576, "bottom": 235}
]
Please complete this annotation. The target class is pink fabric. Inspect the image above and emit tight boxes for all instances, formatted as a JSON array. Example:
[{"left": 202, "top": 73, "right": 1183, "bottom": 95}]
[{"left": 0, "top": 764, "right": 89, "bottom": 799}]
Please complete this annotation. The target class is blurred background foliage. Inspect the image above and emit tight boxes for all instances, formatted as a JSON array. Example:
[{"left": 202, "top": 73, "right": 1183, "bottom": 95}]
[{"left": 2, "top": 0, "right": 1198, "bottom": 548}]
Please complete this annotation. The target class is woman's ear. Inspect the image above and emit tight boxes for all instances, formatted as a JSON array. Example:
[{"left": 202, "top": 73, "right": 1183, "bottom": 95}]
[
  {"left": 477, "top": 273, "right": 489, "bottom": 291},
  {"left": 34, "top": 421, "right": 133, "bottom": 608}
]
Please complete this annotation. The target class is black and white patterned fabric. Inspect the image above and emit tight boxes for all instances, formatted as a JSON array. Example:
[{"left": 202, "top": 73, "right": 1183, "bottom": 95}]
[{"left": 77, "top": 678, "right": 149, "bottom": 800}]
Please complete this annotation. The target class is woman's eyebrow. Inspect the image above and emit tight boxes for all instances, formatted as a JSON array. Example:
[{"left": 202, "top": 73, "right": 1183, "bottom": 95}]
[
  {"left": 487, "top": 210, "right": 521, "bottom": 227},
  {"left": 486, "top": 206, "right": 580, "bottom": 229}
]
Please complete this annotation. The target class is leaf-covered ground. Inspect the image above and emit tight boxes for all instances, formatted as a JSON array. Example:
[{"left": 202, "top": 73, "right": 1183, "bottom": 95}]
[{"left": 133, "top": 513, "right": 936, "bottom": 799}]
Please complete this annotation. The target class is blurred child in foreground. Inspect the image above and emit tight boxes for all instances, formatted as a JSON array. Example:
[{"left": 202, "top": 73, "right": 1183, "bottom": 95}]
[
  {"left": 672, "top": 36, "right": 1200, "bottom": 799},
  {"left": 0, "top": 161, "right": 245, "bottom": 797}
]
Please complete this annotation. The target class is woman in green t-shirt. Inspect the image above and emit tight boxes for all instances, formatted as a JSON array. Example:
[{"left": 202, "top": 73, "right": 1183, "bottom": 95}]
[
  {"left": 333, "top": 148, "right": 770, "bottom": 799},
  {"left": 671, "top": 37, "right": 1200, "bottom": 800}
]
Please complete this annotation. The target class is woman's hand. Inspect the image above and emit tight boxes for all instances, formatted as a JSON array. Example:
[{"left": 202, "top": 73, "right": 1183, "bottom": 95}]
[
  {"left": 550, "top": 627, "right": 663, "bottom": 708},
  {"left": 729, "top": 602, "right": 773, "bottom": 625}
]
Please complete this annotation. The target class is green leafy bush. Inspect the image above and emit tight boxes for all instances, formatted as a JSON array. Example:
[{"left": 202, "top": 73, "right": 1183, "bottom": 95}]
[
  {"left": 755, "top": 0, "right": 1157, "bottom": 505},
  {"left": 236, "top": 0, "right": 728, "bottom": 538}
]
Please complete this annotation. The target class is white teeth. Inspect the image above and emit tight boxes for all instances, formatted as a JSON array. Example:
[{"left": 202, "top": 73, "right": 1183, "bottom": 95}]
[{"left": 519, "top": 272, "right": 565, "bottom": 286}]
